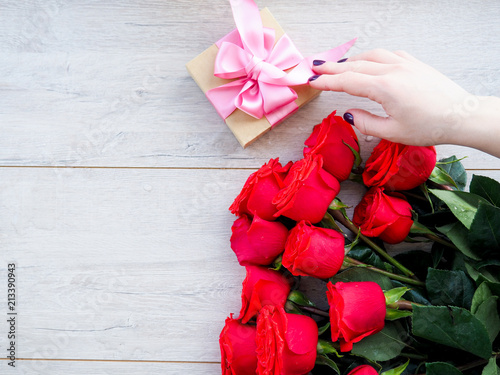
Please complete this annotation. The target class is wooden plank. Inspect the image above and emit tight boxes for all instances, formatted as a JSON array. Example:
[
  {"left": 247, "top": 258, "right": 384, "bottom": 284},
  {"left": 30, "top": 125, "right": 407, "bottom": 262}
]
[
  {"left": 0, "top": 359, "right": 220, "bottom": 375},
  {"left": 1, "top": 167, "right": 498, "bottom": 363},
  {"left": 0, "top": 0, "right": 498, "bottom": 168},
  {"left": 0, "top": 167, "right": 251, "bottom": 362}
]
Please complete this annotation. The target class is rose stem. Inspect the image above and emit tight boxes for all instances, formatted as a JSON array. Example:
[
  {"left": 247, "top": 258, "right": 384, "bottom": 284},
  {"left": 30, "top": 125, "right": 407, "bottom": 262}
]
[
  {"left": 344, "top": 257, "right": 425, "bottom": 287},
  {"left": 427, "top": 180, "right": 454, "bottom": 191},
  {"left": 415, "top": 353, "right": 500, "bottom": 375},
  {"left": 329, "top": 209, "right": 419, "bottom": 280},
  {"left": 423, "top": 232, "right": 458, "bottom": 250},
  {"left": 299, "top": 306, "right": 330, "bottom": 318},
  {"left": 386, "top": 300, "right": 423, "bottom": 310}
]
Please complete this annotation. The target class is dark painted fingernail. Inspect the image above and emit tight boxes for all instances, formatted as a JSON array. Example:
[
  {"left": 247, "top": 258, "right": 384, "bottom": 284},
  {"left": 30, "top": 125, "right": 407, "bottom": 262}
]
[
  {"left": 308, "top": 75, "right": 321, "bottom": 82},
  {"left": 344, "top": 112, "right": 354, "bottom": 125},
  {"left": 313, "top": 59, "right": 326, "bottom": 66},
  {"left": 337, "top": 58, "right": 348, "bottom": 63}
]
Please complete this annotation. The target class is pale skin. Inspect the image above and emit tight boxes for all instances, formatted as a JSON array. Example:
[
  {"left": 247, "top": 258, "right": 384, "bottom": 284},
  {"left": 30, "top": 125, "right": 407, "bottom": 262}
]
[{"left": 308, "top": 49, "right": 500, "bottom": 158}]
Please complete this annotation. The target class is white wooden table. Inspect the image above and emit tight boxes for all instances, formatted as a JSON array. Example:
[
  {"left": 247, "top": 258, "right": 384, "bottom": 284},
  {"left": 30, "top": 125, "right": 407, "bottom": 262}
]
[{"left": 1, "top": 1, "right": 499, "bottom": 373}]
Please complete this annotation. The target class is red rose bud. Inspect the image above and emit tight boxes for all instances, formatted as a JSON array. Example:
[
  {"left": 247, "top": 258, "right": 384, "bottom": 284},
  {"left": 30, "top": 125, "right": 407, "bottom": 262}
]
[
  {"left": 347, "top": 365, "right": 379, "bottom": 375},
  {"left": 283, "top": 220, "right": 345, "bottom": 279},
  {"left": 238, "top": 265, "right": 292, "bottom": 324},
  {"left": 220, "top": 315, "right": 258, "bottom": 375},
  {"left": 230, "top": 158, "right": 292, "bottom": 221},
  {"left": 304, "top": 111, "right": 360, "bottom": 182},
  {"left": 363, "top": 139, "right": 436, "bottom": 191},
  {"left": 256, "top": 305, "right": 318, "bottom": 375},
  {"left": 353, "top": 187, "right": 414, "bottom": 244},
  {"left": 273, "top": 154, "right": 340, "bottom": 223},
  {"left": 230, "top": 215, "right": 289, "bottom": 266},
  {"left": 326, "top": 281, "right": 386, "bottom": 352}
]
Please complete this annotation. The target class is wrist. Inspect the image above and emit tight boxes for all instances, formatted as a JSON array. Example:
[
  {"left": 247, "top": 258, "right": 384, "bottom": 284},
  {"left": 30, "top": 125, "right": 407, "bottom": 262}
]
[{"left": 446, "top": 95, "right": 500, "bottom": 157}]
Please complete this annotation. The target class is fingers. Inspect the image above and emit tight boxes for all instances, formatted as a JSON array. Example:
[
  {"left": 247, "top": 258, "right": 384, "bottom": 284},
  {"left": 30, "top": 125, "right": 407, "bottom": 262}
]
[
  {"left": 345, "top": 109, "right": 399, "bottom": 140},
  {"left": 312, "top": 60, "right": 391, "bottom": 76},
  {"left": 309, "top": 72, "right": 380, "bottom": 102}
]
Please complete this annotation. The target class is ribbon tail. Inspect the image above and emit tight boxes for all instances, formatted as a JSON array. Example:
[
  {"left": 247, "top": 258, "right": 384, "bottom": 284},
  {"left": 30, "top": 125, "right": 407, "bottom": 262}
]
[
  {"left": 271, "top": 38, "right": 358, "bottom": 86},
  {"left": 306, "top": 37, "right": 357, "bottom": 65},
  {"left": 266, "top": 101, "right": 298, "bottom": 127}
]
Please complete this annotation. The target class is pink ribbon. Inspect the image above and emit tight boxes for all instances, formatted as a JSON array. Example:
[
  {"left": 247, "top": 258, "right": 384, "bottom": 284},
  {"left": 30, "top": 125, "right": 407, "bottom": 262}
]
[{"left": 206, "top": 0, "right": 356, "bottom": 126}]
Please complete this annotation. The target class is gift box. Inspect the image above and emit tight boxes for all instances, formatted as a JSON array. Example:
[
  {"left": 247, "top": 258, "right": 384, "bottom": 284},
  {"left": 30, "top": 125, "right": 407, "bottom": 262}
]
[{"left": 186, "top": 1, "right": 355, "bottom": 148}]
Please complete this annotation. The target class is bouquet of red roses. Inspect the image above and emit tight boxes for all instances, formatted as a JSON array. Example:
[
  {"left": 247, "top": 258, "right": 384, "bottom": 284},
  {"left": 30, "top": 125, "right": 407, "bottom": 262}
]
[{"left": 220, "top": 111, "right": 500, "bottom": 375}]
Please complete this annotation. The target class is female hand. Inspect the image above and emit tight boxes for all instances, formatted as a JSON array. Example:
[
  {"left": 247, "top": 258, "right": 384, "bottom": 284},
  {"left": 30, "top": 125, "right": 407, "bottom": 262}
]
[{"left": 308, "top": 49, "right": 500, "bottom": 157}]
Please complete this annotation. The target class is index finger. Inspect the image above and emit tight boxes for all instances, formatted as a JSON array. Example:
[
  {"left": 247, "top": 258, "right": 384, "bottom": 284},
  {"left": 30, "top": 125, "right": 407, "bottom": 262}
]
[{"left": 309, "top": 71, "right": 381, "bottom": 103}]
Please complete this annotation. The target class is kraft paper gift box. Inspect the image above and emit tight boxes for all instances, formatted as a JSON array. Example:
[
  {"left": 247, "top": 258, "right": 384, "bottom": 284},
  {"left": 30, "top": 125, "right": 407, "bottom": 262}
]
[{"left": 186, "top": 8, "right": 321, "bottom": 148}]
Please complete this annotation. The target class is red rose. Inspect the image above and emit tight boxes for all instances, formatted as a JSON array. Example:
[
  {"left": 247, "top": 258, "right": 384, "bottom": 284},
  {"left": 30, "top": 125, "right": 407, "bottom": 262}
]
[
  {"left": 352, "top": 187, "right": 413, "bottom": 244},
  {"left": 219, "top": 315, "right": 258, "bottom": 375},
  {"left": 347, "top": 365, "right": 379, "bottom": 375},
  {"left": 304, "top": 111, "right": 359, "bottom": 182},
  {"left": 363, "top": 139, "right": 436, "bottom": 191},
  {"left": 230, "top": 158, "right": 292, "bottom": 221},
  {"left": 230, "top": 215, "right": 289, "bottom": 266},
  {"left": 273, "top": 154, "right": 340, "bottom": 223},
  {"left": 256, "top": 305, "right": 318, "bottom": 375},
  {"left": 238, "top": 265, "right": 292, "bottom": 324},
  {"left": 326, "top": 281, "right": 386, "bottom": 352},
  {"left": 283, "top": 220, "right": 345, "bottom": 279}
]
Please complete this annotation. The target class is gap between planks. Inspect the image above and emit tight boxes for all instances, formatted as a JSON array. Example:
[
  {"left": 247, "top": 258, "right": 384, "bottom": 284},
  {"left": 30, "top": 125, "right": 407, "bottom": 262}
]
[
  {"left": 0, "top": 358, "right": 219, "bottom": 365},
  {"left": 0, "top": 165, "right": 498, "bottom": 172}
]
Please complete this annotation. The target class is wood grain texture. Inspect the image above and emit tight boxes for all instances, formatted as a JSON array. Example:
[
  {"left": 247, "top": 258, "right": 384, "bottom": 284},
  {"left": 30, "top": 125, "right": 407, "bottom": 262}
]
[
  {"left": 1, "top": 0, "right": 499, "bottom": 372},
  {"left": 0, "top": 0, "right": 499, "bottom": 168},
  {"left": 0, "top": 359, "right": 220, "bottom": 375}
]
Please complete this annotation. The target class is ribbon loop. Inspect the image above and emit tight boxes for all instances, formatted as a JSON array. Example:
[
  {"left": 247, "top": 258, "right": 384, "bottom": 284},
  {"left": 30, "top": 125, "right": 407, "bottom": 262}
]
[{"left": 206, "top": 0, "right": 356, "bottom": 125}]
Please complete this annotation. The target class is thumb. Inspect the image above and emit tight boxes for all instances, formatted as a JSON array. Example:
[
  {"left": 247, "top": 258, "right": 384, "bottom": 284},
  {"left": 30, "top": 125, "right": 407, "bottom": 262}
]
[{"left": 344, "top": 109, "right": 397, "bottom": 140}]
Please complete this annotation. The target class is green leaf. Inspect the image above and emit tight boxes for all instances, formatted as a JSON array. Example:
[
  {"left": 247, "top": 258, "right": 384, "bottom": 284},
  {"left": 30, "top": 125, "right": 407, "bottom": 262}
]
[
  {"left": 384, "top": 287, "right": 411, "bottom": 305},
  {"left": 343, "top": 140, "right": 362, "bottom": 169},
  {"left": 348, "top": 245, "right": 393, "bottom": 272},
  {"left": 472, "top": 285, "right": 500, "bottom": 343},
  {"left": 436, "top": 221, "right": 482, "bottom": 260},
  {"left": 425, "top": 268, "right": 475, "bottom": 309},
  {"left": 317, "top": 339, "right": 342, "bottom": 358},
  {"left": 412, "top": 305, "right": 492, "bottom": 359},
  {"left": 437, "top": 155, "right": 468, "bottom": 191},
  {"left": 482, "top": 357, "right": 500, "bottom": 375},
  {"left": 351, "top": 321, "right": 408, "bottom": 361},
  {"left": 472, "top": 282, "right": 495, "bottom": 314},
  {"left": 468, "top": 202, "right": 500, "bottom": 253},
  {"left": 381, "top": 360, "right": 409, "bottom": 375},
  {"left": 287, "top": 290, "right": 316, "bottom": 307},
  {"left": 315, "top": 354, "right": 340, "bottom": 374},
  {"left": 426, "top": 362, "right": 463, "bottom": 375},
  {"left": 429, "top": 189, "right": 491, "bottom": 229},
  {"left": 284, "top": 301, "right": 305, "bottom": 315},
  {"left": 392, "top": 280, "right": 431, "bottom": 306},
  {"left": 271, "top": 254, "right": 282, "bottom": 271},
  {"left": 331, "top": 267, "right": 393, "bottom": 291},
  {"left": 430, "top": 165, "right": 459, "bottom": 189},
  {"left": 385, "top": 308, "right": 412, "bottom": 321},
  {"left": 470, "top": 175, "right": 500, "bottom": 207},
  {"left": 410, "top": 220, "right": 438, "bottom": 236},
  {"left": 465, "top": 262, "right": 500, "bottom": 285},
  {"left": 328, "top": 197, "right": 350, "bottom": 211}
]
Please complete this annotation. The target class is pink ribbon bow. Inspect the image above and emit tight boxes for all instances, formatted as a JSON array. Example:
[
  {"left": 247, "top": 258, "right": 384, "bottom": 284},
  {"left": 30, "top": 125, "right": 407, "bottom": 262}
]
[{"left": 206, "top": 0, "right": 356, "bottom": 126}]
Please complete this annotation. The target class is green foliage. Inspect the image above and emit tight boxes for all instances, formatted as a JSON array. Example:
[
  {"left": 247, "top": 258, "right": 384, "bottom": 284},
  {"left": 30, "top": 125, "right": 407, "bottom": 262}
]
[
  {"left": 351, "top": 322, "right": 408, "bottom": 362},
  {"left": 425, "top": 268, "right": 475, "bottom": 309},
  {"left": 429, "top": 189, "right": 490, "bottom": 229},
  {"left": 412, "top": 305, "right": 492, "bottom": 359},
  {"left": 426, "top": 362, "right": 464, "bottom": 375}
]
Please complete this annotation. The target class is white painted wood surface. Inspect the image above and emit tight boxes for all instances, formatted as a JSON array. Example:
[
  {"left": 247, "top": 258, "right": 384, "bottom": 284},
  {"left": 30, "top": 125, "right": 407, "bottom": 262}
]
[{"left": 0, "top": 0, "right": 499, "bottom": 373}]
